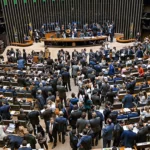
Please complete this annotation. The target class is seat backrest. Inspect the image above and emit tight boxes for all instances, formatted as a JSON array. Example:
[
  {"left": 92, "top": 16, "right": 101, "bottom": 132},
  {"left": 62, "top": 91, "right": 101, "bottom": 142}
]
[
  {"left": 134, "top": 89, "right": 140, "bottom": 94},
  {"left": 25, "top": 93, "right": 33, "bottom": 98},
  {"left": 4, "top": 92, "right": 13, "bottom": 97},
  {"left": 136, "top": 77, "right": 144, "bottom": 82},
  {"left": 17, "top": 93, "right": 25, "bottom": 98},
  {"left": 129, "top": 117, "right": 140, "bottom": 124},
  {"left": 113, "top": 103, "right": 122, "bottom": 109},
  {"left": 2, "top": 81, "right": 10, "bottom": 86},
  {"left": 21, "top": 105, "right": 31, "bottom": 110},
  {"left": 116, "top": 80, "right": 123, "bottom": 84},
  {"left": 10, "top": 105, "right": 20, "bottom": 111},
  {"left": 2, "top": 120, "right": 13, "bottom": 126},
  {"left": 11, "top": 82, "right": 18, "bottom": 86},
  {"left": 146, "top": 76, "right": 150, "bottom": 81}
]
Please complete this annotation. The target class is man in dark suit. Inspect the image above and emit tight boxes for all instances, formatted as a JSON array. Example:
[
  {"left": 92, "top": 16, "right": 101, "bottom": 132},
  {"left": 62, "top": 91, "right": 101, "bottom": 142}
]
[
  {"left": 28, "top": 110, "right": 40, "bottom": 135},
  {"left": 55, "top": 111, "right": 68, "bottom": 144},
  {"left": 76, "top": 112, "right": 89, "bottom": 134},
  {"left": 91, "top": 92, "right": 101, "bottom": 106},
  {"left": 24, "top": 130, "right": 36, "bottom": 149},
  {"left": 121, "top": 124, "right": 137, "bottom": 148},
  {"left": 36, "top": 90, "right": 45, "bottom": 109},
  {"left": 18, "top": 140, "right": 32, "bottom": 150},
  {"left": 102, "top": 118, "right": 114, "bottom": 148},
  {"left": 108, "top": 25, "right": 114, "bottom": 42},
  {"left": 69, "top": 129, "right": 78, "bottom": 150},
  {"left": 101, "top": 80, "right": 110, "bottom": 103},
  {"left": 42, "top": 82, "right": 54, "bottom": 100},
  {"left": 106, "top": 88, "right": 116, "bottom": 104},
  {"left": 95, "top": 105, "right": 104, "bottom": 139},
  {"left": 122, "top": 90, "right": 134, "bottom": 108},
  {"left": 3, "top": 135, "right": 24, "bottom": 150},
  {"left": 57, "top": 81, "right": 67, "bottom": 106},
  {"left": 77, "top": 129, "right": 92, "bottom": 150},
  {"left": 136, "top": 122, "right": 149, "bottom": 144},
  {"left": 69, "top": 105, "right": 82, "bottom": 129},
  {"left": 113, "top": 120, "right": 124, "bottom": 147},
  {"left": 46, "top": 117, "right": 57, "bottom": 149},
  {"left": 0, "top": 101, "right": 11, "bottom": 120},
  {"left": 17, "top": 109, "right": 28, "bottom": 121},
  {"left": 42, "top": 105, "right": 53, "bottom": 126},
  {"left": 136, "top": 48, "right": 143, "bottom": 58},
  {"left": 62, "top": 68, "right": 71, "bottom": 91},
  {"left": 89, "top": 112, "right": 101, "bottom": 146},
  {"left": 126, "top": 79, "right": 136, "bottom": 94}
]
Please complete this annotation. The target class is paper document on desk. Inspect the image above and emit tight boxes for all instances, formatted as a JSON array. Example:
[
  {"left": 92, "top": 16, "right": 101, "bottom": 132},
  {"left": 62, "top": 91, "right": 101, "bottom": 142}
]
[
  {"left": 6, "top": 123, "right": 15, "bottom": 133},
  {"left": 123, "top": 108, "right": 131, "bottom": 112},
  {"left": 10, "top": 111, "right": 16, "bottom": 115}
]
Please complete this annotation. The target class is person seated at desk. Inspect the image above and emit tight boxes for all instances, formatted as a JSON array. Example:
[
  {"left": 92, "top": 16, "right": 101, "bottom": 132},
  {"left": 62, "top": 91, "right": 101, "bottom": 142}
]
[
  {"left": 113, "top": 74, "right": 122, "bottom": 83},
  {"left": 138, "top": 91, "right": 148, "bottom": 107},
  {"left": 141, "top": 81, "right": 149, "bottom": 89},
  {"left": 117, "top": 110, "right": 128, "bottom": 120},
  {"left": 62, "top": 32, "right": 66, "bottom": 38},
  {"left": 122, "top": 90, "right": 134, "bottom": 108},
  {"left": 112, "top": 85, "right": 119, "bottom": 92},
  {"left": 138, "top": 64, "right": 145, "bottom": 77},
  {"left": 128, "top": 108, "right": 139, "bottom": 119},
  {"left": 141, "top": 106, "right": 150, "bottom": 120},
  {"left": 108, "top": 76, "right": 114, "bottom": 82},
  {"left": 0, "top": 85, "right": 5, "bottom": 93}
]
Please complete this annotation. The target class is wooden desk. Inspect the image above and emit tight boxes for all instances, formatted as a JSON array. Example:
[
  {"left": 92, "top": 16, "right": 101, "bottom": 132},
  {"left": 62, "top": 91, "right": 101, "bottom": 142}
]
[
  {"left": 11, "top": 40, "right": 33, "bottom": 47},
  {"left": 136, "top": 142, "right": 150, "bottom": 149},
  {"left": 43, "top": 36, "right": 107, "bottom": 47}
]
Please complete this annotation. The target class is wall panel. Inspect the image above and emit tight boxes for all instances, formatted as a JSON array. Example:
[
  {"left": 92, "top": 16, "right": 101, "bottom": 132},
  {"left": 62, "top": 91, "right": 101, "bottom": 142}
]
[{"left": 0, "top": 0, "right": 143, "bottom": 42}]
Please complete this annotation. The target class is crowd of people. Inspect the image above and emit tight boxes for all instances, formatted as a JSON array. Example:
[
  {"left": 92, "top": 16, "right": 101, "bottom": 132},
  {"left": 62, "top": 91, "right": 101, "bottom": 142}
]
[{"left": 0, "top": 37, "right": 150, "bottom": 150}]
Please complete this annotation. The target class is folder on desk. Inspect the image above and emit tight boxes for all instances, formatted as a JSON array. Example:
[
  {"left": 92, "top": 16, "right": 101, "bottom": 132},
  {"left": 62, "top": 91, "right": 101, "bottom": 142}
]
[{"left": 6, "top": 123, "right": 15, "bottom": 133}]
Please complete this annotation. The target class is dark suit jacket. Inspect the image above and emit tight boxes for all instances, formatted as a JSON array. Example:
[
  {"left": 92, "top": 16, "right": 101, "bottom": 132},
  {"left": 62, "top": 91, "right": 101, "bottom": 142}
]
[
  {"left": 70, "top": 110, "right": 82, "bottom": 126},
  {"left": 18, "top": 113, "right": 28, "bottom": 121},
  {"left": 28, "top": 111, "right": 40, "bottom": 125},
  {"left": 121, "top": 130, "right": 137, "bottom": 148},
  {"left": 8, "top": 135, "right": 23, "bottom": 150},
  {"left": 122, "top": 94, "right": 134, "bottom": 108},
  {"left": 55, "top": 116, "right": 67, "bottom": 133},
  {"left": 57, "top": 85, "right": 66, "bottom": 99},
  {"left": 137, "top": 126, "right": 149, "bottom": 143},
  {"left": 42, "top": 109, "right": 53, "bottom": 123},
  {"left": 76, "top": 118, "right": 89, "bottom": 133},
  {"left": 89, "top": 117, "right": 101, "bottom": 133},
  {"left": 62, "top": 71, "right": 70, "bottom": 82},
  {"left": 46, "top": 121, "right": 57, "bottom": 138},
  {"left": 91, "top": 94, "right": 101, "bottom": 105},
  {"left": 24, "top": 134, "right": 36, "bottom": 149}
]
